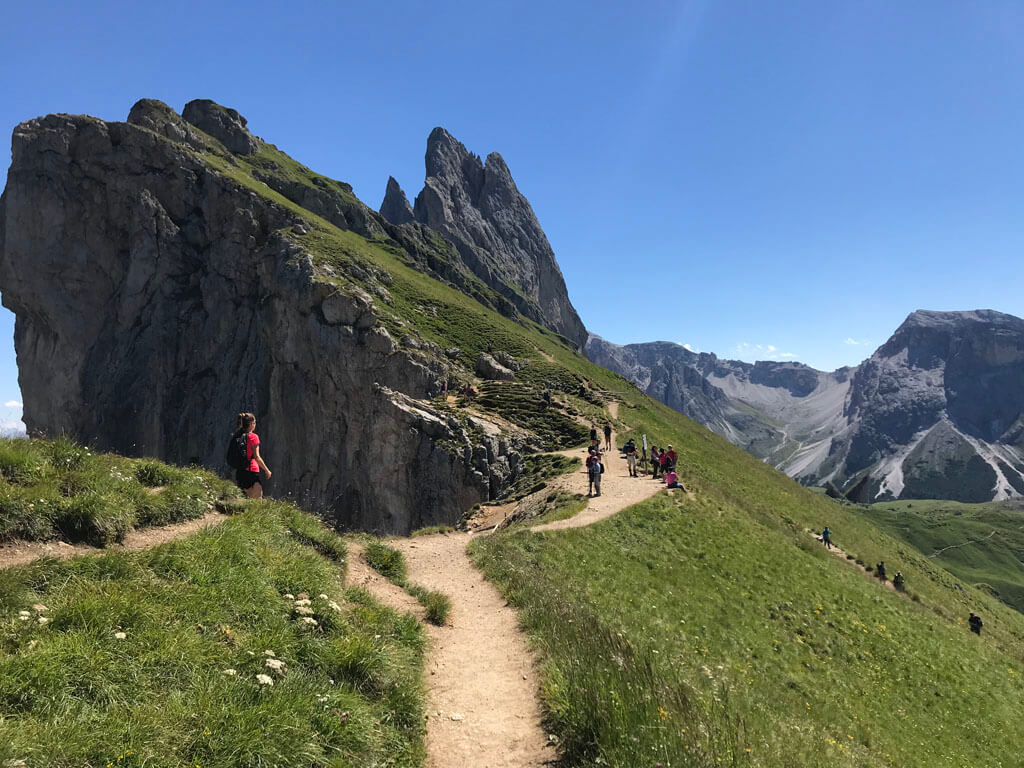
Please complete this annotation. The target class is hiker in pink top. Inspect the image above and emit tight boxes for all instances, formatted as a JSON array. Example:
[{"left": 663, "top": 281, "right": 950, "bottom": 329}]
[{"left": 233, "top": 412, "right": 272, "bottom": 499}]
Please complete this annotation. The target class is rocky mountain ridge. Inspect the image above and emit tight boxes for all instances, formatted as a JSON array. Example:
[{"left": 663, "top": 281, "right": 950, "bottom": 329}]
[
  {"left": 589, "top": 309, "right": 1024, "bottom": 503},
  {"left": 0, "top": 98, "right": 592, "bottom": 533}
]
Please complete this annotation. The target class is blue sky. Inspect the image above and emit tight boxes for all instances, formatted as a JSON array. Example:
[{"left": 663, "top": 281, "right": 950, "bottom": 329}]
[{"left": 2, "top": 0, "right": 1024, "bottom": 428}]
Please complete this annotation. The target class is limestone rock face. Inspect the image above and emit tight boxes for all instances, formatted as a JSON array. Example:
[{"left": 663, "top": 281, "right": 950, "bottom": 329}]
[
  {"left": 475, "top": 353, "right": 515, "bottom": 381},
  {"left": 410, "top": 128, "right": 587, "bottom": 350},
  {"left": 0, "top": 100, "right": 522, "bottom": 533},
  {"left": 379, "top": 176, "right": 414, "bottom": 225},
  {"left": 182, "top": 99, "right": 259, "bottom": 155}
]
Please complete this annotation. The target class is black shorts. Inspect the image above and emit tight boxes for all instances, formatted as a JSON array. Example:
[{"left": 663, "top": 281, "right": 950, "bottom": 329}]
[{"left": 236, "top": 469, "right": 261, "bottom": 490}]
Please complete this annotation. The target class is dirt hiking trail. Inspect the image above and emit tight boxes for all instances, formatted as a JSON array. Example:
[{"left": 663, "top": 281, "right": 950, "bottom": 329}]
[
  {"left": 0, "top": 510, "right": 230, "bottom": 570},
  {"left": 353, "top": 400, "right": 694, "bottom": 768},
  {"left": 810, "top": 530, "right": 897, "bottom": 592}
]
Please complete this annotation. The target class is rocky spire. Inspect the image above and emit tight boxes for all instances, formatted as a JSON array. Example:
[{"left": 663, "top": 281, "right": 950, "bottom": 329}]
[
  {"left": 379, "top": 176, "right": 415, "bottom": 225},
  {"left": 411, "top": 127, "right": 588, "bottom": 350}
]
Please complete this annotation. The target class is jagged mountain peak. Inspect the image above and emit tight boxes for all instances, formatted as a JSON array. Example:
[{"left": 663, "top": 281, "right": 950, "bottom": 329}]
[
  {"left": 379, "top": 175, "right": 414, "bottom": 225},
  {"left": 181, "top": 98, "right": 259, "bottom": 155}
]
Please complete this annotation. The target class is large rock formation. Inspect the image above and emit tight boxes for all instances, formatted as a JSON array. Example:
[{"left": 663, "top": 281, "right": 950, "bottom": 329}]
[
  {"left": 0, "top": 100, "right": 525, "bottom": 533},
  {"left": 588, "top": 310, "right": 1024, "bottom": 503},
  {"left": 381, "top": 128, "right": 588, "bottom": 350}
]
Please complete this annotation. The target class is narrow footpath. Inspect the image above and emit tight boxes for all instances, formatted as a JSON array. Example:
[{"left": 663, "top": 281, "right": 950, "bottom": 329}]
[{"left": 354, "top": 400, "right": 685, "bottom": 768}]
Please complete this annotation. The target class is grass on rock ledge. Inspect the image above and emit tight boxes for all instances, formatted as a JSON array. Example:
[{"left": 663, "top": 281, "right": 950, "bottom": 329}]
[
  {"left": 0, "top": 438, "right": 237, "bottom": 546},
  {"left": 0, "top": 501, "right": 426, "bottom": 767}
]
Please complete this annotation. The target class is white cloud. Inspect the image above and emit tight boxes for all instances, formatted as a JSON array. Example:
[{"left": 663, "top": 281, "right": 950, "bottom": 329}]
[
  {"left": 683, "top": 343, "right": 698, "bottom": 353},
  {"left": 734, "top": 342, "right": 799, "bottom": 362},
  {"left": 4, "top": 400, "right": 22, "bottom": 409},
  {"left": 843, "top": 338, "right": 870, "bottom": 346}
]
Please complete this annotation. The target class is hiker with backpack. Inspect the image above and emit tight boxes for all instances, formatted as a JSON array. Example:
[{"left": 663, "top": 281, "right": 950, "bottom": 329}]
[
  {"left": 666, "top": 445, "right": 677, "bottom": 470},
  {"left": 969, "top": 612, "right": 983, "bottom": 635},
  {"left": 227, "top": 412, "right": 272, "bottom": 499},
  {"left": 586, "top": 448, "right": 603, "bottom": 497},
  {"left": 603, "top": 423, "right": 612, "bottom": 452},
  {"left": 651, "top": 446, "right": 661, "bottom": 479},
  {"left": 821, "top": 526, "right": 833, "bottom": 549},
  {"left": 624, "top": 438, "right": 638, "bottom": 477}
]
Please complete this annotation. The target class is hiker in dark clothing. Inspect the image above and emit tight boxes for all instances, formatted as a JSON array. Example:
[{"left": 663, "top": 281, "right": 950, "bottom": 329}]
[
  {"left": 821, "top": 527, "right": 832, "bottom": 550},
  {"left": 651, "top": 447, "right": 661, "bottom": 479},
  {"left": 893, "top": 571, "right": 905, "bottom": 592},
  {"left": 603, "top": 423, "right": 612, "bottom": 452},
  {"left": 590, "top": 425, "right": 598, "bottom": 444},
  {"left": 586, "top": 449, "right": 603, "bottom": 497},
  {"left": 876, "top": 561, "right": 887, "bottom": 581},
  {"left": 969, "top": 613, "right": 983, "bottom": 635},
  {"left": 624, "top": 439, "right": 639, "bottom": 477},
  {"left": 666, "top": 445, "right": 677, "bottom": 470}
]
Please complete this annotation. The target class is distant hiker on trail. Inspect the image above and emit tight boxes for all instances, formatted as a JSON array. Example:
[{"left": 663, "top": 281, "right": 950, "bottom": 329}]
[
  {"left": 666, "top": 445, "right": 677, "bottom": 470},
  {"left": 624, "top": 439, "right": 638, "bottom": 477},
  {"left": 542, "top": 389, "right": 552, "bottom": 407},
  {"left": 604, "top": 423, "right": 613, "bottom": 452},
  {"left": 876, "top": 561, "right": 887, "bottom": 581},
  {"left": 664, "top": 469, "right": 685, "bottom": 490},
  {"left": 590, "top": 424, "right": 598, "bottom": 444},
  {"left": 228, "top": 412, "right": 272, "bottom": 499},
  {"left": 969, "top": 613, "right": 983, "bottom": 635},
  {"left": 893, "top": 571, "right": 905, "bottom": 592},
  {"left": 821, "top": 526, "right": 833, "bottom": 550},
  {"left": 651, "top": 446, "right": 662, "bottom": 479},
  {"left": 586, "top": 449, "right": 603, "bottom": 497},
  {"left": 659, "top": 449, "right": 669, "bottom": 477}
]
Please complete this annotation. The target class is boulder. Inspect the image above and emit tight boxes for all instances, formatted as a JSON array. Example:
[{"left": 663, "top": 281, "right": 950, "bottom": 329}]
[{"left": 475, "top": 353, "right": 515, "bottom": 381}]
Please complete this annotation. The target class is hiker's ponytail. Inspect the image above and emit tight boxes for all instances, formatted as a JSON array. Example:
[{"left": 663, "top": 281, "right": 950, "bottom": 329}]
[{"left": 235, "top": 412, "right": 256, "bottom": 436}]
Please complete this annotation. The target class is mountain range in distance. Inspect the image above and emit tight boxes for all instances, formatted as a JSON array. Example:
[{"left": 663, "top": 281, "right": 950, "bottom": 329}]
[{"left": 587, "top": 308, "right": 1024, "bottom": 504}]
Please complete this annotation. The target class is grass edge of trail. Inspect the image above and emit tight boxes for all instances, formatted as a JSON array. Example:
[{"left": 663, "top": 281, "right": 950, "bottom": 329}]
[
  {"left": 470, "top": 490, "right": 1024, "bottom": 768},
  {"left": 0, "top": 501, "right": 428, "bottom": 767}
]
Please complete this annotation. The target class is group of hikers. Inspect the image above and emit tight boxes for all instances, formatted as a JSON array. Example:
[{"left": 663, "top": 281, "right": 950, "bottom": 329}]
[
  {"left": 821, "top": 526, "right": 984, "bottom": 635},
  {"left": 585, "top": 423, "right": 686, "bottom": 496}
]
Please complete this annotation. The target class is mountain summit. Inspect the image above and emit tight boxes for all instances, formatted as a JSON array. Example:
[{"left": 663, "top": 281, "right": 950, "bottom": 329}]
[{"left": 381, "top": 128, "right": 587, "bottom": 350}]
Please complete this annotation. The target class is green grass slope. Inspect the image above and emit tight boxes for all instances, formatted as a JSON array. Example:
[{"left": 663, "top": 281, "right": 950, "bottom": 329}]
[
  {"left": 0, "top": 448, "right": 426, "bottom": 767},
  {"left": 119, "top": 117, "right": 1024, "bottom": 765},
  {"left": 863, "top": 498, "right": 1024, "bottom": 614}
]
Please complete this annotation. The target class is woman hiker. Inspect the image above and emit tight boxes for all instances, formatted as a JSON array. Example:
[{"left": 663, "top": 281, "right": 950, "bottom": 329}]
[{"left": 233, "top": 412, "right": 272, "bottom": 499}]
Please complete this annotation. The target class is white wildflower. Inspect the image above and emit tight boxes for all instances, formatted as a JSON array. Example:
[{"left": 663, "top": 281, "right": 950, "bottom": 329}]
[
  {"left": 294, "top": 606, "right": 315, "bottom": 616},
  {"left": 283, "top": 593, "right": 295, "bottom": 600},
  {"left": 222, "top": 668, "right": 237, "bottom": 676},
  {"left": 264, "top": 650, "right": 276, "bottom": 657},
  {"left": 265, "top": 658, "right": 286, "bottom": 673},
  {"left": 114, "top": 631, "right": 127, "bottom": 640},
  {"left": 299, "top": 617, "right": 318, "bottom": 628},
  {"left": 328, "top": 601, "right": 342, "bottom": 613},
  {"left": 256, "top": 674, "right": 274, "bottom": 686},
  {"left": 32, "top": 604, "right": 47, "bottom": 612},
  {"left": 318, "top": 594, "right": 329, "bottom": 600},
  {"left": 37, "top": 617, "right": 49, "bottom": 625},
  {"left": 293, "top": 598, "right": 312, "bottom": 607}
]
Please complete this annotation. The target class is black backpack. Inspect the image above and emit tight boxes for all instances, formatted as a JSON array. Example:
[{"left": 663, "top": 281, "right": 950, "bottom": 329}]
[{"left": 225, "top": 433, "right": 249, "bottom": 470}]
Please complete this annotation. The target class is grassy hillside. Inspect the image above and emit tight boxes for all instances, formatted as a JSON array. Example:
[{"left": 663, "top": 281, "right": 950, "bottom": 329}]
[
  {"left": 0, "top": 451, "right": 426, "bottom": 766},
  {"left": 862, "top": 498, "right": 1024, "bottom": 613},
  {"left": 0, "top": 437, "right": 237, "bottom": 545},
  {"left": 109, "top": 119, "right": 1024, "bottom": 764}
]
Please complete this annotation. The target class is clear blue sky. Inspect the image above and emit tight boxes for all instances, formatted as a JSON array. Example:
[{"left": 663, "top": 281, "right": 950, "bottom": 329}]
[{"left": 2, "top": 0, "right": 1023, "bottom": 428}]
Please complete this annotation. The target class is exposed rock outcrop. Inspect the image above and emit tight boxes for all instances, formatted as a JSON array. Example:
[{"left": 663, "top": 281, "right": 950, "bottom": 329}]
[
  {"left": 0, "top": 100, "right": 523, "bottom": 533},
  {"left": 380, "top": 176, "right": 415, "bottom": 226},
  {"left": 475, "top": 353, "right": 515, "bottom": 381},
  {"left": 403, "top": 128, "right": 587, "bottom": 350}
]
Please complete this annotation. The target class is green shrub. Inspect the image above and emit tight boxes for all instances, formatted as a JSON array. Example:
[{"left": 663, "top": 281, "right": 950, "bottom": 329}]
[{"left": 136, "top": 460, "right": 174, "bottom": 487}]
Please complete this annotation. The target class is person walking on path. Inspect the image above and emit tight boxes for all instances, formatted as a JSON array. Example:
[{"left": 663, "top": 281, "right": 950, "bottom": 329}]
[
  {"left": 876, "top": 561, "right": 887, "bottom": 581},
  {"left": 232, "top": 412, "right": 272, "bottom": 499},
  {"left": 821, "top": 526, "right": 833, "bottom": 550},
  {"left": 969, "top": 612, "right": 983, "bottom": 635},
  {"left": 586, "top": 449, "right": 603, "bottom": 497},
  {"left": 603, "top": 423, "right": 613, "bottom": 452},
  {"left": 893, "top": 571, "right": 906, "bottom": 592},
  {"left": 590, "top": 424, "right": 598, "bottom": 445},
  {"left": 624, "top": 439, "right": 638, "bottom": 477}
]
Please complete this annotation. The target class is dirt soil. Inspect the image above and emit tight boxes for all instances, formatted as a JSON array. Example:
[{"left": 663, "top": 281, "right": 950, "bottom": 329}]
[{"left": 0, "top": 511, "right": 230, "bottom": 569}]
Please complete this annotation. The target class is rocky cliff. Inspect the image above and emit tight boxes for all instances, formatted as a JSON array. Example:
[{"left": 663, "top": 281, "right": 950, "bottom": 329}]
[
  {"left": 588, "top": 311, "right": 1024, "bottom": 503},
  {"left": 380, "top": 128, "right": 588, "bottom": 350},
  {"left": 0, "top": 99, "right": 535, "bottom": 533}
]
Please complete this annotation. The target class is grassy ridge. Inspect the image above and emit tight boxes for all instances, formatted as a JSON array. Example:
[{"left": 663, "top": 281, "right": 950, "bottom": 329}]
[
  {"left": 473, "top": 488, "right": 1024, "bottom": 766},
  {"left": 862, "top": 499, "right": 1024, "bottom": 613},
  {"left": 0, "top": 501, "right": 426, "bottom": 767},
  {"left": 0, "top": 438, "right": 237, "bottom": 546}
]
